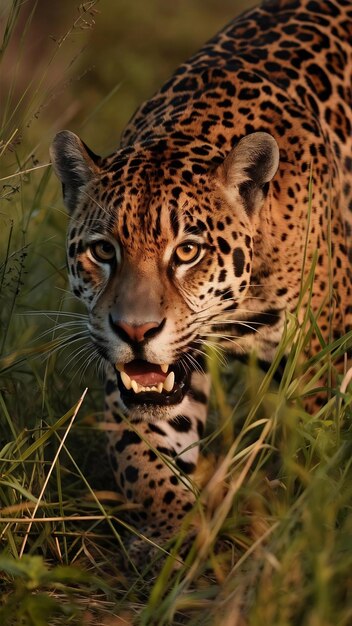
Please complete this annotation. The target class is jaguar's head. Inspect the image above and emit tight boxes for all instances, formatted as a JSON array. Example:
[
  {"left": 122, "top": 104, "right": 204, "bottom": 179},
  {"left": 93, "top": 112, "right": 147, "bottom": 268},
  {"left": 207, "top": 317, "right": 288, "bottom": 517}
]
[{"left": 50, "top": 131, "right": 279, "bottom": 419}]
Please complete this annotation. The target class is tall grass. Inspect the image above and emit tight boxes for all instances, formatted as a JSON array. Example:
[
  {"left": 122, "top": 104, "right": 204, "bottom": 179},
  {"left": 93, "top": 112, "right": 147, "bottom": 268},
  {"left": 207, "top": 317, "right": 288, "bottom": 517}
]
[{"left": 1, "top": 1, "right": 352, "bottom": 625}]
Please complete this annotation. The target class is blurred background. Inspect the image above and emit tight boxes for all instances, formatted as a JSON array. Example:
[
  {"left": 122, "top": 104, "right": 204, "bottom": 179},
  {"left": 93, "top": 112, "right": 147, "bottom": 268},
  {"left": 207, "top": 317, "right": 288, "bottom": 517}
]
[{"left": 1, "top": 0, "right": 255, "bottom": 158}]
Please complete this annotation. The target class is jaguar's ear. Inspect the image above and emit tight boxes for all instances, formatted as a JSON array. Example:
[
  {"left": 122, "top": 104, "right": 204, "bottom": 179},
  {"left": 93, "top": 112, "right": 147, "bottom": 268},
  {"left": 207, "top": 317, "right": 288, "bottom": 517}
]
[
  {"left": 217, "top": 132, "right": 279, "bottom": 216},
  {"left": 50, "top": 130, "right": 101, "bottom": 212}
]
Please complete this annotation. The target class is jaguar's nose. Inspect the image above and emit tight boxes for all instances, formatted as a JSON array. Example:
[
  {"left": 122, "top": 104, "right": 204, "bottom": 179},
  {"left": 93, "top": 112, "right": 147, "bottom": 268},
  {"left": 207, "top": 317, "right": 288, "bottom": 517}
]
[{"left": 110, "top": 317, "right": 165, "bottom": 344}]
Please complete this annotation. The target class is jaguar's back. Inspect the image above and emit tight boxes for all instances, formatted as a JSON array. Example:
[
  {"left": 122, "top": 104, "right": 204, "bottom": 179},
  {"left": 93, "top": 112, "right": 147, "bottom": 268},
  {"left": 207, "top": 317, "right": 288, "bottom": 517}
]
[{"left": 124, "top": 0, "right": 352, "bottom": 273}]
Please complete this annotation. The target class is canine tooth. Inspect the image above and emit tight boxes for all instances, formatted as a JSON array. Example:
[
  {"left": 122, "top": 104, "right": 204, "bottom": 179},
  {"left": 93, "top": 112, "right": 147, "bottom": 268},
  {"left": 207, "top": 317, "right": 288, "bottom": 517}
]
[
  {"left": 115, "top": 363, "right": 124, "bottom": 372},
  {"left": 120, "top": 371, "right": 132, "bottom": 390},
  {"left": 163, "top": 371, "right": 175, "bottom": 392},
  {"left": 131, "top": 380, "right": 139, "bottom": 393},
  {"left": 157, "top": 382, "right": 163, "bottom": 393},
  {"left": 160, "top": 363, "right": 169, "bottom": 374}
]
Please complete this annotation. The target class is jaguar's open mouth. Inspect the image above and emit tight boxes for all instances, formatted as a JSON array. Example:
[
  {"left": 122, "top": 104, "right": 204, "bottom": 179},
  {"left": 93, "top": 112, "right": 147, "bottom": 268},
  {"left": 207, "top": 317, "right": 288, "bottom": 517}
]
[{"left": 115, "top": 359, "right": 189, "bottom": 406}]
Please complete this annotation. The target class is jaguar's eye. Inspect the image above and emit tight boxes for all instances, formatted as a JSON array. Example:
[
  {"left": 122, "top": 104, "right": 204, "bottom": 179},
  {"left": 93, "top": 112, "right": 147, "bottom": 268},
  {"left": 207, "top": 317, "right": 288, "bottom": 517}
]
[
  {"left": 89, "top": 240, "right": 116, "bottom": 264},
  {"left": 174, "top": 242, "right": 201, "bottom": 265}
]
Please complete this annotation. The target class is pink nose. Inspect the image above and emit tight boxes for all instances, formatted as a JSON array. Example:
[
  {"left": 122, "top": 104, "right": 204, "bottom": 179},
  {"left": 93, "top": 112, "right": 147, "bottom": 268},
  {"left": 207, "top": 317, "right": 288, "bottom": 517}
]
[{"left": 114, "top": 320, "right": 162, "bottom": 343}]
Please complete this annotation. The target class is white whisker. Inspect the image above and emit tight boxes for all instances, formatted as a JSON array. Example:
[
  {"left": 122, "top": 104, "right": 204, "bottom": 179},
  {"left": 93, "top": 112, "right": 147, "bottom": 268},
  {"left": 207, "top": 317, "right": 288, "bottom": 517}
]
[
  {"left": 202, "top": 334, "right": 245, "bottom": 353},
  {"left": 64, "top": 343, "right": 94, "bottom": 377}
]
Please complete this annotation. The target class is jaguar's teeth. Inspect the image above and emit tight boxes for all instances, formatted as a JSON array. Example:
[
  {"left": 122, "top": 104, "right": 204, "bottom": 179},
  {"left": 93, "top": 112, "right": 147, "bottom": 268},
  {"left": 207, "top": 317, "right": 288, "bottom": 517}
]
[
  {"left": 163, "top": 371, "right": 175, "bottom": 392},
  {"left": 130, "top": 381, "right": 163, "bottom": 394},
  {"left": 120, "top": 371, "right": 132, "bottom": 390},
  {"left": 119, "top": 363, "right": 175, "bottom": 395},
  {"left": 129, "top": 381, "right": 164, "bottom": 394},
  {"left": 131, "top": 380, "right": 139, "bottom": 393}
]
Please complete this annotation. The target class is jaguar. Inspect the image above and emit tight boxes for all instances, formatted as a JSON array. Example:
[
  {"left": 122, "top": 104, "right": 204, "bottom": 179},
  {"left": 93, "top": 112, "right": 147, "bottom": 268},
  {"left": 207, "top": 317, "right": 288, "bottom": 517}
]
[{"left": 50, "top": 0, "right": 352, "bottom": 556}]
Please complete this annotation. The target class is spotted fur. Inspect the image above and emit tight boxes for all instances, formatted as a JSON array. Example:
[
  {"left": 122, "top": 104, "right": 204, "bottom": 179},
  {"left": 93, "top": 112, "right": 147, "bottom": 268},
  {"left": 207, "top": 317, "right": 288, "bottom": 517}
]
[{"left": 51, "top": 0, "right": 352, "bottom": 556}]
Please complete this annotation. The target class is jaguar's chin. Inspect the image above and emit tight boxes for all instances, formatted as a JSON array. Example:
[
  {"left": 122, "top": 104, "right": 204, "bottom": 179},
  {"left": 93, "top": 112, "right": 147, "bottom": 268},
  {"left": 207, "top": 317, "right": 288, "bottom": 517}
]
[{"left": 115, "top": 359, "right": 190, "bottom": 408}]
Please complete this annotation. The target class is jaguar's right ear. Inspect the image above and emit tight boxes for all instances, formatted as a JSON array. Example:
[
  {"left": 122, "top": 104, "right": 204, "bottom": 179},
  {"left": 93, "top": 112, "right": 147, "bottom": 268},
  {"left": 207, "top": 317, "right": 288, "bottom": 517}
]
[
  {"left": 215, "top": 132, "right": 279, "bottom": 217},
  {"left": 50, "top": 130, "right": 101, "bottom": 212}
]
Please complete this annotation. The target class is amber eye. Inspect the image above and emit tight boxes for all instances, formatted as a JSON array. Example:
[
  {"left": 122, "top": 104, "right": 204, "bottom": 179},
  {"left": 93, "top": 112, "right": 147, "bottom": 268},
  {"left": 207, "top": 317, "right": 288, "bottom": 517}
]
[
  {"left": 174, "top": 242, "right": 201, "bottom": 265},
  {"left": 89, "top": 240, "right": 116, "bottom": 263}
]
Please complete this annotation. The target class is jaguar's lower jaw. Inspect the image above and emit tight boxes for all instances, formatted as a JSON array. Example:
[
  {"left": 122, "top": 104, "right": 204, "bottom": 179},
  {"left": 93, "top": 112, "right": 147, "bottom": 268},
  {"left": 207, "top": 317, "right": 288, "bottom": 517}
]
[{"left": 118, "top": 380, "right": 188, "bottom": 408}]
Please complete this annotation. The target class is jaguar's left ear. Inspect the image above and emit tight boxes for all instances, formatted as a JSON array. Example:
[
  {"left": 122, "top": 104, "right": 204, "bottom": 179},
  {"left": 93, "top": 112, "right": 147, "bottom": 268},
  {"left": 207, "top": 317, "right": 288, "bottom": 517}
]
[
  {"left": 50, "top": 130, "right": 101, "bottom": 213},
  {"left": 216, "top": 132, "right": 279, "bottom": 216}
]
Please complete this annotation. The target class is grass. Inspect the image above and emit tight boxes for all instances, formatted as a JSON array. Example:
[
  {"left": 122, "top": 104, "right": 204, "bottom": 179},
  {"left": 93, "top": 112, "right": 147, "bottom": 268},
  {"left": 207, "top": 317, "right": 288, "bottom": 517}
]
[{"left": 0, "top": 1, "right": 352, "bottom": 624}]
